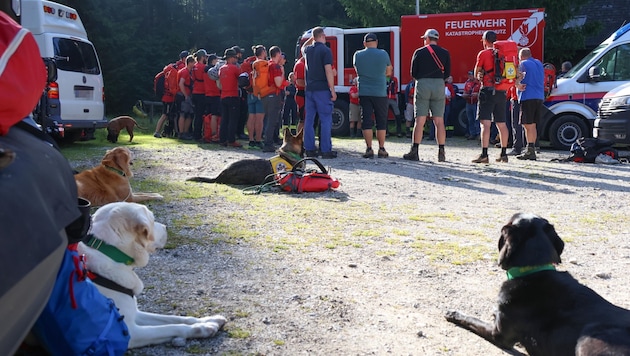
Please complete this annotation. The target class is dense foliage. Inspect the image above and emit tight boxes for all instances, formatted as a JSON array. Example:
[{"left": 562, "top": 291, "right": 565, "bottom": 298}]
[{"left": 57, "top": 0, "right": 596, "bottom": 115}]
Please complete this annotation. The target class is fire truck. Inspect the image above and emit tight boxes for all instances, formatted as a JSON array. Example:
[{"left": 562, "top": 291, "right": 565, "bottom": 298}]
[{"left": 297, "top": 8, "right": 545, "bottom": 137}]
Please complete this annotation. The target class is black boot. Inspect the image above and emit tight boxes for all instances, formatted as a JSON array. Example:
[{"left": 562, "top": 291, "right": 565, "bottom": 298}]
[{"left": 403, "top": 145, "right": 419, "bottom": 161}]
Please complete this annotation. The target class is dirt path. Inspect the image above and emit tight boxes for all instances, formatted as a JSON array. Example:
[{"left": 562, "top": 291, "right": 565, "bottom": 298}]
[{"left": 120, "top": 136, "right": 630, "bottom": 356}]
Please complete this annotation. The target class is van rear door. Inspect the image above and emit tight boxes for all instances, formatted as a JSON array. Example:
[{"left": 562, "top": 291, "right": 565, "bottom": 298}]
[{"left": 53, "top": 36, "right": 104, "bottom": 122}]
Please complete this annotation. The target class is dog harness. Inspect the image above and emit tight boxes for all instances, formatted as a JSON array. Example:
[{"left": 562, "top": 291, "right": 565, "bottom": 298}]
[
  {"left": 506, "top": 264, "right": 556, "bottom": 280},
  {"left": 84, "top": 234, "right": 135, "bottom": 265},
  {"left": 89, "top": 272, "right": 135, "bottom": 297},
  {"left": 269, "top": 155, "right": 292, "bottom": 174}
]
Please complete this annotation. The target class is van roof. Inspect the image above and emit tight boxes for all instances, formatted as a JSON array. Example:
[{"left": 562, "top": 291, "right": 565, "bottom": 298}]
[{"left": 20, "top": 0, "right": 87, "bottom": 38}]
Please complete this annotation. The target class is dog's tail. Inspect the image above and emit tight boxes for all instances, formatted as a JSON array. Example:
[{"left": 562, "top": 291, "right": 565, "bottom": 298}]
[
  {"left": 186, "top": 176, "right": 217, "bottom": 183},
  {"left": 133, "top": 121, "right": 147, "bottom": 130}
]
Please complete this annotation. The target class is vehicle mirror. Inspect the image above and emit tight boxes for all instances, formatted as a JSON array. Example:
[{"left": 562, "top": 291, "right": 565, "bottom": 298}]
[
  {"left": 42, "top": 58, "right": 57, "bottom": 83},
  {"left": 588, "top": 66, "right": 601, "bottom": 81}
]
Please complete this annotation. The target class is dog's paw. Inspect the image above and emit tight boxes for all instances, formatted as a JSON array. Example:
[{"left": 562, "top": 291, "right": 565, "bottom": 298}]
[
  {"left": 188, "top": 321, "right": 223, "bottom": 339},
  {"left": 445, "top": 310, "right": 466, "bottom": 324},
  {"left": 198, "top": 314, "right": 228, "bottom": 329}
]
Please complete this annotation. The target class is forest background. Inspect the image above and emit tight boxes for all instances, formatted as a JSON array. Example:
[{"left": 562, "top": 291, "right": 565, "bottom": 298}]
[{"left": 57, "top": 0, "right": 599, "bottom": 115}]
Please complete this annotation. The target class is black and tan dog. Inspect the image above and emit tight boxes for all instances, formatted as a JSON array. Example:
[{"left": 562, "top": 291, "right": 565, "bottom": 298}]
[
  {"left": 445, "top": 213, "right": 630, "bottom": 355},
  {"left": 187, "top": 128, "right": 304, "bottom": 186},
  {"left": 107, "top": 116, "right": 146, "bottom": 143}
]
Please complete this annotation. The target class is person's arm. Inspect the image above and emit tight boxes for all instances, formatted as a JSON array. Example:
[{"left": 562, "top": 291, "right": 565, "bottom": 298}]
[
  {"left": 179, "top": 77, "right": 187, "bottom": 97},
  {"left": 301, "top": 36, "right": 315, "bottom": 56},
  {"left": 385, "top": 64, "right": 393, "bottom": 77},
  {"left": 325, "top": 64, "right": 336, "bottom": 101}
]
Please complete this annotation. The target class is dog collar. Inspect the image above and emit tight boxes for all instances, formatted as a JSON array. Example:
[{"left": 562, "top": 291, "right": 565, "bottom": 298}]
[
  {"left": 84, "top": 234, "right": 135, "bottom": 265},
  {"left": 104, "top": 165, "right": 126, "bottom": 177},
  {"left": 280, "top": 151, "right": 302, "bottom": 163},
  {"left": 506, "top": 264, "right": 555, "bottom": 280}
]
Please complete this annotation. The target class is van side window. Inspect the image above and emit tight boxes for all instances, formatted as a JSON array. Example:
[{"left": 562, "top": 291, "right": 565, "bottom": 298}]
[
  {"left": 52, "top": 38, "right": 101, "bottom": 75},
  {"left": 595, "top": 44, "right": 630, "bottom": 81}
]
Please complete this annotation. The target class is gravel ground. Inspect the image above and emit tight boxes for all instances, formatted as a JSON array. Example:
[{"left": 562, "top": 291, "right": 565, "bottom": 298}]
[{"left": 105, "top": 135, "right": 630, "bottom": 356}]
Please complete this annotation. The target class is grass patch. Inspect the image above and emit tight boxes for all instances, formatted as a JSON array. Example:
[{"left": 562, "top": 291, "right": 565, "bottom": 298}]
[
  {"left": 411, "top": 239, "right": 492, "bottom": 265},
  {"left": 227, "top": 327, "right": 252, "bottom": 339}
]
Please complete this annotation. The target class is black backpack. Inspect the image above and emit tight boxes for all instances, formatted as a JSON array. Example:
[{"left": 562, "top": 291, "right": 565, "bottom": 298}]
[{"left": 570, "top": 137, "right": 618, "bottom": 163}]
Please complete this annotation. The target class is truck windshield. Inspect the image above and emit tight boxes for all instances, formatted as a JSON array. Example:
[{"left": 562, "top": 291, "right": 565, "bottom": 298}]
[
  {"left": 562, "top": 43, "right": 607, "bottom": 79},
  {"left": 52, "top": 38, "right": 101, "bottom": 75}
]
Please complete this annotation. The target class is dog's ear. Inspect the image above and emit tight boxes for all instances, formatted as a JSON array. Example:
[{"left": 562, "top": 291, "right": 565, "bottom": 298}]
[
  {"left": 295, "top": 128, "right": 304, "bottom": 141},
  {"left": 498, "top": 224, "right": 517, "bottom": 269},
  {"left": 543, "top": 221, "right": 564, "bottom": 263},
  {"left": 283, "top": 126, "right": 291, "bottom": 139}
]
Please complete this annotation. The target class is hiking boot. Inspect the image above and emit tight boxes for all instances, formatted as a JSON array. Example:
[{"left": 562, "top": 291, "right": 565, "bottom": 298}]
[
  {"left": 362, "top": 147, "right": 374, "bottom": 159},
  {"left": 153, "top": 132, "right": 162, "bottom": 138},
  {"left": 248, "top": 141, "right": 258, "bottom": 148},
  {"left": 517, "top": 150, "right": 537, "bottom": 160},
  {"left": 471, "top": 154, "right": 489, "bottom": 163},
  {"left": 403, "top": 147, "right": 419, "bottom": 161},
  {"left": 496, "top": 155, "right": 508, "bottom": 163},
  {"left": 305, "top": 150, "right": 319, "bottom": 157},
  {"left": 438, "top": 148, "right": 445, "bottom": 162},
  {"left": 377, "top": 148, "right": 389, "bottom": 158}
]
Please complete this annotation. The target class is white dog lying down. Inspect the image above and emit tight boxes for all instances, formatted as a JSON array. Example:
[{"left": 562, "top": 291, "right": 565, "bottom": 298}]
[{"left": 78, "top": 202, "right": 227, "bottom": 348}]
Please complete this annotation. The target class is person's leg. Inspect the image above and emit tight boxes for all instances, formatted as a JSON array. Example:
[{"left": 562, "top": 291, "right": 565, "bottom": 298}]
[
  {"left": 227, "top": 97, "right": 241, "bottom": 144},
  {"left": 192, "top": 94, "right": 205, "bottom": 140},
  {"left": 304, "top": 91, "right": 317, "bottom": 153},
  {"left": 374, "top": 97, "right": 389, "bottom": 154},
  {"left": 360, "top": 97, "right": 375, "bottom": 156},
  {"left": 219, "top": 99, "right": 229, "bottom": 144},
  {"left": 315, "top": 91, "right": 333, "bottom": 154}
]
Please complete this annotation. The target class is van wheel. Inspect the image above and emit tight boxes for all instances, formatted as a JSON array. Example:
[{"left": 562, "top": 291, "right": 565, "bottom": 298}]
[
  {"left": 549, "top": 115, "right": 589, "bottom": 150},
  {"left": 332, "top": 99, "right": 349, "bottom": 137},
  {"left": 454, "top": 107, "right": 468, "bottom": 136}
]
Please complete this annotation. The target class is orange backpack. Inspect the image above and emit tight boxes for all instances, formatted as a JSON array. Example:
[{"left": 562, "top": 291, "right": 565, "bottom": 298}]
[
  {"left": 252, "top": 59, "right": 276, "bottom": 97},
  {"left": 543, "top": 63, "right": 557, "bottom": 98}
]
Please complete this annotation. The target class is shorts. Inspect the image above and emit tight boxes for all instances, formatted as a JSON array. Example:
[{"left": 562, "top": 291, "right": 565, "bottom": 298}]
[
  {"left": 349, "top": 102, "right": 361, "bottom": 123},
  {"left": 161, "top": 101, "right": 174, "bottom": 115},
  {"left": 519, "top": 99, "right": 544, "bottom": 125},
  {"left": 477, "top": 88, "right": 506, "bottom": 123},
  {"left": 247, "top": 93, "right": 264, "bottom": 114},
  {"left": 206, "top": 96, "right": 221, "bottom": 116},
  {"left": 180, "top": 96, "right": 194, "bottom": 117},
  {"left": 414, "top": 78, "right": 445, "bottom": 118},
  {"left": 359, "top": 96, "right": 388, "bottom": 130}
]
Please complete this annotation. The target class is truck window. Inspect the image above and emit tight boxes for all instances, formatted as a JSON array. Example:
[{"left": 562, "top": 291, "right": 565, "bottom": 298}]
[
  {"left": 598, "top": 44, "right": 630, "bottom": 81},
  {"left": 345, "top": 32, "right": 392, "bottom": 69},
  {"left": 53, "top": 38, "right": 101, "bottom": 75}
]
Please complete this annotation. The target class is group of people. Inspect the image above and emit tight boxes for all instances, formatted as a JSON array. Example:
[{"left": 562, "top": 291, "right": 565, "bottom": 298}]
[
  {"left": 152, "top": 27, "right": 548, "bottom": 163},
  {"left": 403, "top": 28, "right": 547, "bottom": 163},
  {"left": 153, "top": 44, "right": 296, "bottom": 153}
]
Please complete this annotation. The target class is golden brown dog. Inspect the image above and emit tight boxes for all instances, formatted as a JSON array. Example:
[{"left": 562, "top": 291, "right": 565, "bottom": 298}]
[
  {"left": 74, "top": 147, "right": 163, "bottom": 206},
  {"left": 107, "top": 116, "right": 146, "bottom": 143}
]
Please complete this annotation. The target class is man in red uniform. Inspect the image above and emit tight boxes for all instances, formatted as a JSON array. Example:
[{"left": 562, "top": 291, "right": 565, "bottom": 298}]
[
  {"left": 261, "top": 46, "right": 286, "bottom": 152},
  {"left": 153, "top": 61, "right": 178, "bottom": 138},
  {"left": 204, "top": 53, "right": 222, "bottom": 143},
  {"left": 177, "top": 55, "right": 195, "bottom": 140},
  {"left": 218, "top": 48, "right": 242, "bottom": 147},
  {"left": 191, "top": 49, "right": 208, "bottom": 141},
  {"left": 462, "top": 70, "right": 480, "bottom": 140},
  {"left": 471, "top": 30, "right": 510, "bottom": 163}
]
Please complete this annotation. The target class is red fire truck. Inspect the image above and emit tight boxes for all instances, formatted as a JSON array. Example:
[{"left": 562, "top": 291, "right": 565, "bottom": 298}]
[{"left": 297, "top": 8, "right": 545, "bottom": 136}]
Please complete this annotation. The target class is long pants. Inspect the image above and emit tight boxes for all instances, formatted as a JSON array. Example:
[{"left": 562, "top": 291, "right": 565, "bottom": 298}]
[
  {"left": 192, "top": 93, "right": 205, "bottom": 140},
  {"left": 304, "top": 90, "right": 333, "bottom": 153},
  {"left": 466, "top": 102, "right": 480, "bottom": 136},
  {"left": 219, "top": 97, "right": 240, "bottom": 144},
  {"left": 261, "top": 94, "right": 282, "bottom": 146}
]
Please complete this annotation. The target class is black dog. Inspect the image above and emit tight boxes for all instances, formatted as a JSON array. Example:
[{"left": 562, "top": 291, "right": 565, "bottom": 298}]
[
  {"left": 187, "top": 128, "right": 304, "bottom": 186},
  {"left": 445, "top": 213, "right": 630, "bottom": 355}
]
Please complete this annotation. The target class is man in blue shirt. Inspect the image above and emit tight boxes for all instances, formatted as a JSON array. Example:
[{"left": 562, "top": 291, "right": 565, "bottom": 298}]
[
  {"left": 302, "top": 27, "right": 337, "bottom": 159},
  {"left": 353, "top": 32, "right": 393, "bottom": 158},
  {"left": 515, "top": 47, "right": 545, "bottom": 161}
]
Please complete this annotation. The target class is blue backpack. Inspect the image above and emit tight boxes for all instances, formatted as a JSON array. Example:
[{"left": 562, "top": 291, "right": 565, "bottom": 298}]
[{"left": 32, "top": 245, "right": 130, "bottom": 355}]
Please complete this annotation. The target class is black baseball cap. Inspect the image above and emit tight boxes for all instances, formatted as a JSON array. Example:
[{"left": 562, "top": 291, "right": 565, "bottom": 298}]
[
  {"left": 364, "top": 33, "right": 378, "bottom": 43},
  {"left": 179, "top": 50, "right": 189, "bottom": 59}
]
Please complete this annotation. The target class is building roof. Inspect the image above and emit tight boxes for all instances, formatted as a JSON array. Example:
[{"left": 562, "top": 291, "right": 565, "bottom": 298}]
[{"left": 577, "top": 0, "right": 628, "bottom": 48}]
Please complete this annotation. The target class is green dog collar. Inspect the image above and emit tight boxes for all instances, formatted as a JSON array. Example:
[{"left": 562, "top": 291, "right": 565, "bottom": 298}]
[
  {"left": 506, "top": 264, "right": 556, "bottom": 280},
  {"left": 84, "top": 234, "right": 135, "bottom": 265}
]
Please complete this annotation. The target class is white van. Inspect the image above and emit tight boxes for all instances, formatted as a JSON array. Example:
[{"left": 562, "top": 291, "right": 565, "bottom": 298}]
[
  {"left": 544, "top": 23, "right": 630, "bottom": 149},
  {"left": 20, "top": 0, "right": 107, "bottom": 141}
]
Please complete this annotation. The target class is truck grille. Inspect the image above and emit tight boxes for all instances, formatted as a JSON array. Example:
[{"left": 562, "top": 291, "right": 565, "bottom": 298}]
[{"left": 598, "top": 98, "right": 613, "bottom": 119}]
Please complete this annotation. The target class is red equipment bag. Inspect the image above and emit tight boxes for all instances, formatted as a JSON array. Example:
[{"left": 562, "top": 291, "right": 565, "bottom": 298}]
[
  {"left": 492, "top": 40, "right": 519, "bottom": 92},
  {"left": 276, "top": 158, "right": 340, "bottom": 193}
]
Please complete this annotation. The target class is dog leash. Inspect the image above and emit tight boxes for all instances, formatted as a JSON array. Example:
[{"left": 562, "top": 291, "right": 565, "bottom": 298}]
[{"left": 242, "top": 173, "right": 282, "bottom": 195}]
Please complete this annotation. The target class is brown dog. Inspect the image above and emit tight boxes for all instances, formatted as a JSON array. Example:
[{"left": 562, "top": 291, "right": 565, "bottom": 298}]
[
  {"left": 107, "top": 116, "right": 146, "bottom": 143},
  {"left": 74, "top": 147, "right": 163, "bottom": 206}
]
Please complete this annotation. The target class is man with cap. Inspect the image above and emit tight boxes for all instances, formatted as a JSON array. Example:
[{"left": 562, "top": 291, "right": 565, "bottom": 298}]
[
  {"left": 176, "top": 50, "right": 189, "bottom": 70},
  {"left": 192, "top": 49, "right": 209, "bottom": 141},
  {"left": 471, "top": 30, "right": 510, "bottom": 163},
  {"left": 353, "top": 32, "right": 393, "bottom": 159},
  {"left": 403, "top": 28, "right": 451, "bottom": 162},
  {"left": 218, "top": 48, "right": 242, "bottom": 147},
  {"left": 462, "top": 69, "right": 481, "bottom": 140}
]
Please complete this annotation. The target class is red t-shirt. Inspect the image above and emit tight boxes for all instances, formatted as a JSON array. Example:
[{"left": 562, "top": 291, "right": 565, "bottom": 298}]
[
  {"left": 192, "top": 62, "right": 207, "bottom": 95},
  {"left": 293, "top": 58, "right": 305, "bottom": 91},
  {"left": 475, "top": 48, "right": 495, "bottom": 88},
  {"left": 204, "top": 68, "right": 221, "bottom": 97},
  {"left": 349, "top": 85, "right": 359, "bottom": 105},
  {"left": 463, "top": 78, "right": 480, "bottom": 104},
  {"left": 177, "top": 67, "right": 192, "bottom": 97},
  {"left": 174, "top": 60, "right": 185, "bottom": 70},
  {"left": 268, "top": 60, "right": 284, "bottom": 95},
  {"left": 219, "top": 63, "right": 240, "bottom": 98}
]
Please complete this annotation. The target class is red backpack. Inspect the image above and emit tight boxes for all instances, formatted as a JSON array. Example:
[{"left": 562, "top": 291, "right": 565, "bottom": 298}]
[
  {"left": 492, "top": 40, "right": 519, "bottom": 91},
  {"left": 153, "top": 63, "right": 178, "bottom": 100},
  {"left": 543, "top": 63, "right": 557, "bottom": 98}
]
